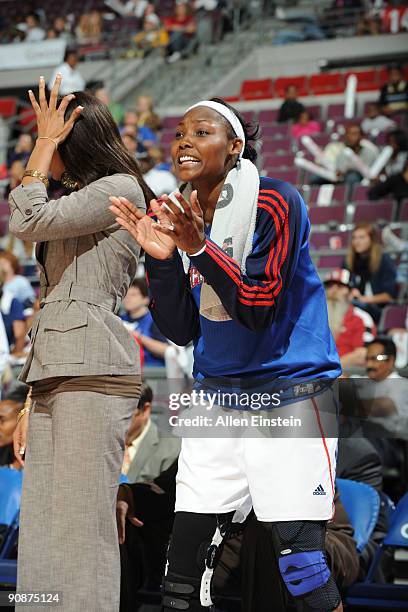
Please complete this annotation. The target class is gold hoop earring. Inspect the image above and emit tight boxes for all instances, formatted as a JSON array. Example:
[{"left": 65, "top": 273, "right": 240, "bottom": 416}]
[{"left": 61, "top": 172, "right": 79, "bottom": 190}]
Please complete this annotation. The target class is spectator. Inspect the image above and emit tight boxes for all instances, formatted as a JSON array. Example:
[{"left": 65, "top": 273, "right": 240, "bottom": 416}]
[
  {"left": 122, "top": 383, "right": 180, "bottom": 482},
  {"left": 0, "top": 381, "right": 28, "bottom": 469},
  {"left": 122, "top": 111, "right": 157, "bottom": 151},
  {"left": 361, "top": 102, "right": 396, "bottom": 137},
  {"left": 75, "top": 11, "right": 103, "bottom": 45},
  {"left": 46, "top": 28, "right": 57, "bottom": 39},
  {"left": 335, "top": 124, "right": 379, "bottom": 184},
  {"left": 384, "top": 129, "right": 408, "bottom": 176},
  {"left": 277, "top": 84, "right": 305, "bottom": 123},
  {"left": 121, "top": 279, "right": 169, "bottom": 366},
  {"left": 5, "top": 160, "right": 25, "bottom": 197},
  {"left": 324, "top": 268, "right": 376, "bottom": 369},
  {"left": 93, "top": 85, "right": 125, "bottom": 125},
  {"left": 0, "top": 271, "right": 26, "bottom": 356},
  {"left": 23, "top": 12, "right": 45, "bottom": 42},
  {"left": 48, "top": 49, "right": 85, "bottom": 95},
  {"left": 121, "top": 132, "right": 138, "bottom": 158},
  {"left": 53, "top": 17, "right": 74, "bottom": 42},
  {"left": 369, "top": 159, "right": 408, "bottom": 202},
  {"left": 345, "top": 222, "right": 398, "bottom": 323},
  {"left": 378, "top": 63, "right": 408, "bottom": 115},
  {"left": 163, "top": 1, "right": 197, "bottom": 63},
  {"left": 356, "top": 14, "right": 382, "bottom": 36},
  {"left": 0, "top": 314, "right": 9, "bottom": 390},
  {"left": 0, "top": 252, "right": 35, "bottom": 307},
  {"left": 143, "top": 147, "right": 178, "bottom": 195},
  {"left": 106, "top": 0, "right": 150, "bottom": 19},
  {"left": 136, "top": 94, "right": 161, "bottom": 132},
  {"left": 132, "top": 13, "right": 169, "bottom": 57},
  {"left": 291, "top": 109, "right": 321, "bottom": 140},
  {"left": 7, "top": 134, "right": 34, "bottom": 167}
]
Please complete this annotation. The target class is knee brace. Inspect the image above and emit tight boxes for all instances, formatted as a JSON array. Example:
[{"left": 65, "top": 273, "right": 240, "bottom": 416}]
[
  {"left": 163, "top": 571, "right": 211, "bottom": 611},
  {"left": 268, "top": 521, "right": 341, "bottom": 611}
]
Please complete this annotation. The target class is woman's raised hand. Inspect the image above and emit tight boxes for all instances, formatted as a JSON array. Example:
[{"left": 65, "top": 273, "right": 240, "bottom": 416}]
[
  {"left": 109, "top": 196, "right": 176, "bottom": 260},
  {"left": 28, "top": 74, "right": 83, "bottom": 146}
]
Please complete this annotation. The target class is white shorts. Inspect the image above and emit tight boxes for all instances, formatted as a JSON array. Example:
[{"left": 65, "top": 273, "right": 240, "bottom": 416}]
[{"left": 175, "top": 389, "right": 337, "bottom": 523}]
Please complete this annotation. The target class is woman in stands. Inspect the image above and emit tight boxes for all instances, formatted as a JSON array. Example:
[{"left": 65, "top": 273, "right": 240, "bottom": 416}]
[
  {"left": 10, "top": 75, "right": 152, "bottom": 611},
  {"left": 110, "top": 98, "right": 343, "bottom": 611},
  {"left": 346, "top": 222, "right": 398, "bottom": 324}
]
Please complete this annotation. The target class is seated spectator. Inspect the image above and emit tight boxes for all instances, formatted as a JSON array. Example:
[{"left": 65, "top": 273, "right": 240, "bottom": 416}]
[
  {"left": 46, "top": 28, "right": 57, "bottom": 39},
  {"left": 53, "top": 17, "right": 74, "bottom": 43},
  {"left": 143, "top": 147, "right": 178, "bottom": 195},
  {"left": 277, "top": 84, "right": 305, "bottom": 123},
  {"left": 369, "top": 159, "right": 408, "bottom": 202},
  {"left": 121, "top": 132, "right": 138, "bottom": 158},
  {"left": 361, "top": 102, "right": 396, "bottom": 137},
  {"left": 0, "top": 252, "right": 35, "bottom": 307},
  {"left": 121, "top": 279, "right": 169, "bottom": 367},
  {"left": 335, "top": 124, "right": 379, "bottom": 184},
  {"left": 356, "top": 13, "right": 382, "bottom": 36},
  {"left": 93, "top": 84, "right": 124, "bottom": 125},
  {"left": 384, "top": 129, "right": 408, "bottom": 176},
  {"left": 291, "top": 109, "right": 321, "bottom": 140},
  {"left": 378, "top": 63, "right": 408, "bottom": 115},
  {"left": 5, "top": 160, "right": 25, "bottom": 197},
  {"left": 7, "top": 134, "right": 34, "bottom": 167},
  {"left": 136, "top": 94, "right": 161, "bottom": 132},
  {"left": 122, "top": 383, "right": 180, "bottom": 482},
  {"left": 324, "top": 269, "right": 376, "bottom": 369},
  {"left": 345, "top": 222, "right": 398, "bottom": 323},
  {"left": 106, "top": 0, "right": 150, "bottom": 19},
  {"left": 132, "top": 13, "right": 169, "bottom": 57},
  {"left": 75, "top": 10, "right": 103, "bottom": 45},
  {"left": 163, "top": 1, "right": 197, "bottom": 63},
  {"left": 0, "top": 272, "right": 26, "bottom": 357},
  {"left": 48, "top": 49, "right": 85, "bottom": 96},
  {"left": 0, "top": 381, "right": 29, "bottom": 469},
  {"left": 23, "top": 12, "right": 45, "bottom": 42},
  {"left": 121, "top": 110, "right": 157, "bottom": 153}
]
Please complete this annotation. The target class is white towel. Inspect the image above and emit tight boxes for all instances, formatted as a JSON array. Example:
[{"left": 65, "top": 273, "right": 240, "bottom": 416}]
[{"left": 178, "top": 158, "right": 260, "bottom": 321}]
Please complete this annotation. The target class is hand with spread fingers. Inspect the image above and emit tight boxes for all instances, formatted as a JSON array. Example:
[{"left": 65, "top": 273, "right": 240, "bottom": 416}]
[
  {"left": 153, "top": 190, "right": 206, "bottom": 255},
  {"left": 29, "top": 74, "right": 83, "bottom": 147},
  {"left": 109, "top": 196, "right": 177, "bottom": 260}
]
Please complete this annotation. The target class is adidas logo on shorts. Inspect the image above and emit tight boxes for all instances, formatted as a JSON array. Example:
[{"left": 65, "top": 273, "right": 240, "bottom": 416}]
[{"left": 313, "top": 484, "right": 326, "bottom": 496}]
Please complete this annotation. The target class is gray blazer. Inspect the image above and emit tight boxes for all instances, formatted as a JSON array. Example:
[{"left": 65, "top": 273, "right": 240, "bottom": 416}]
[
  {"left": 9, "top": 174, "right": 146, "bottom": 383},
  {"left": 126, "top": 420, "right": 181, "bottom": 484}
]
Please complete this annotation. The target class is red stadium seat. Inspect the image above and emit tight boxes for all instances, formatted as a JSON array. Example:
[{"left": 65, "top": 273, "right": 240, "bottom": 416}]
[
  {"left": 258, "top": 110, "right": 279, "bottom": 124},
  {"left": 274, "top": 76, "right": 308, "bottom": 98},
  {"left": 399, "top": 199, "right": 408, "bottom": 221},
  {"left": 0, "top": 98, "right": 17, "bottom": 118},
  {"left": 345, "top": 70, "right": 379, "bottom": 92},
  {"left": 309, "top": 73, "right": 344, "bottom": 95},
  {"left": 309, "top": 230, "right": 350, "bottom": 250},
  {"left": 240, "top": 79, "right": 274, "bottom": 101},
  {"left": 352, "top": 200, "right": 395, "bottom": 224},
  {"left": 308, "top": 204, "right": 346, "bottom": 225}
]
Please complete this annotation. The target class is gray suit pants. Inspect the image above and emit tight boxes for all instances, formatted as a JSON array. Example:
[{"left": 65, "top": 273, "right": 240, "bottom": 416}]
[{"left": 16, "top": 391, "right": 136, "bottom": 612}]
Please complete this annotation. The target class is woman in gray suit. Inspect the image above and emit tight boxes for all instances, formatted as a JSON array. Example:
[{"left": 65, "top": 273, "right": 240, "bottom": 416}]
[{"left": 10, "top": 75, "right": 153, "bottom": 611}]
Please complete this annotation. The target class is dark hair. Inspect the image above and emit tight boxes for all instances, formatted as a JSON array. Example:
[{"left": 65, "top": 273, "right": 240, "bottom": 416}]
[
  {"left": 58, "top": 92, "right": 155, "bottom": 204},
  {"left": 209, "top": 98, "right": 259, "bottom": 163},
  {"left": 3, "top": 381, "right": 29, "bottom": 405},
  {"left": 26, "top": 12, "right": 40, "bottom": 23},
  {"left": 138, "top": 382, "right": 153, "bottom": 408},
  {"left": 367, "top": 336, "right": 397, "bottom": 359},
  {"left": 64, "top": 48, "right": 78, "bottom": 62},
  {"left": 130, "top": 277, "right": 148, "bottom": 297},
  {"left": 387, "top": 129, "right": 408, "bottom": 152},
  {"left": 387, "top": 63, "right": 403, "bottom": 74},
  {"left": 0, "top": 250, "right": 21, "bottom": 274}
]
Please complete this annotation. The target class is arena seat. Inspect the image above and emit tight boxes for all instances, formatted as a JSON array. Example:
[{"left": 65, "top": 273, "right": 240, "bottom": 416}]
[
  {"left": 336, "top": 478, "right": 380, "bottom": 553},
  {"left": 162, "top": 116, "right": 182, "bottom": 129},
  {"left": 309, "top": 73, "right": 344, "bottom": 95},
  {"left": 316, "top": 254, "right": 344, "bottom": 268},
  {"left": 263, "top": 153, "right": 294, "bottom": 169},
  {"left": 0, "top": 468, "right": 22, "bottom": 561},
  {"left": 304, "top": 104, "right": 322, "bottom": 119},
  {"left": 274, "top": 75, "right": 308, "bottom": 97},
  {"left": 379, "top": 304, "right": 408, "bottom": 333},
  {"left": 309, "top": 230, "right": 350, "bottom": 250},
  {"left": 351, "top": 184, "right": 371, "bottom": 201},
  {"left": 265, "top": 169, "right": 299, "bottom": 184},
  {"left": 0, "top": 98, "right": 17, "bottom": 118},
  {"left": 240, "top": 79, "right": 274, "bottom": 101},
  {"left": 398, "top": 199, "right": 408, "bottom": 221},
  {"left": 258, "top": 109, "right": 279, "bottom": 124},
  {"left": 345, "top": 69, "right": 379, "bottom": 92},
  {"left": 261, "top": 124, "right": 289, "bottom": 140},
  {"left": 308, "top": 204, "right": 346, "bottom": 225},
  {"left": 352, "top": 200, "right": 395, "bottom": 224},
  {"left": 345, "top": 491, "right": 408, "bottom": 609},
  {"left": 309, "top": 185, "right": 347, "bottom": 205},
  {"left": 327, "top": 103, "right": 345, "bottom": 119},
  {"left": 262, "top": 137, "right": 293, "bottom": 153}
]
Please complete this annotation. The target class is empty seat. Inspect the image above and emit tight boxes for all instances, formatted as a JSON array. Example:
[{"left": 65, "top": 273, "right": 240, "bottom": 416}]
[
  {"left": 353, "top": 201, "right": 395, "bottom": 224},
  {"left": 240, "top": 111, "right": 254, "bottom": 123},
  {"left": 317, "top": 254, "right": 344, "bottom": 268},
  {"left": 309, "top": 185, "right": 347, "bottom": 205},
  {"left": 261, "top": 124, "right": 289, "bottom": 140},
  {"left": 162, "top": 116, "right": 182, "bottom": 129},
  {"left": 264, "top": 169, "right": 299, "bottom": 184},
  {"left": 263, "top": 153, "right": 294, "bottom": 169},
  {"left": 0, "top": 98, "right": 17, "bottom": 118},
  {"left": 345, "top": 70, "right": 379, "bottom": 92},
  {"left": 309, "top": 73, "right": 344, "bottom": 95},
  {"left": 309, "top": 204, "right": 346, "bottom": 225},
  {"left": 379, "top": 304, "right": 408, "bottom": 333},
  {"left": 351, "top": 185, "right": 370, "bottom": 201},
  {"left": 304, "top": 104, "right": 322, "bottom": 120},
  {"left": 241, "top": 79, "right": 273, "bottom": 101},
  {"left": 274, "top": 75, "right": 308, "bottom": 98},
  {"left": 309, "top": 230, "right": 350, "bottom": 250},
  {"left": 399, "top": 199, "right": 408, "bottom": 221},
  {"left": 327, "top": 103, "right": 345, "bottom": 119},
  {"left": 258, "top": 109, "right": 278, "bottom": 124},
  {"left": 262, "top": 137, "right": 293, "bottom": 153}
]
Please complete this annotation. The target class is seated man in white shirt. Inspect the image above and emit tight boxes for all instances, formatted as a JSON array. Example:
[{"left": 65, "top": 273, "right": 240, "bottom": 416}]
[{"left": 48, "top": 49, "right": 85, "bottom": 95}]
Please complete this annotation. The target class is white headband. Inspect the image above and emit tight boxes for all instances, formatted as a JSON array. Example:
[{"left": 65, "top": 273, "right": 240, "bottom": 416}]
[{"left": 185, "top": 100, "right": 245, "bottom": 159}]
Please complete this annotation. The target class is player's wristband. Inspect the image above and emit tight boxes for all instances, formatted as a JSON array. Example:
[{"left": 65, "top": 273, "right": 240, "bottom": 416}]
[{"left": 188, "top": 243, "right": 207, "bottom": 257}]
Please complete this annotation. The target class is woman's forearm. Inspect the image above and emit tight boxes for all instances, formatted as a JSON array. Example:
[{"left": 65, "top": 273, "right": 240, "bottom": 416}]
[
  {"left": 22, "top": 139, "right": 56, "bottom": 187},
  {"left": 364, "top": 292, "right": 393, "bottom": 304}
]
